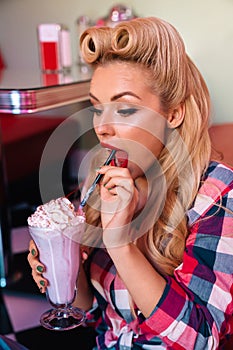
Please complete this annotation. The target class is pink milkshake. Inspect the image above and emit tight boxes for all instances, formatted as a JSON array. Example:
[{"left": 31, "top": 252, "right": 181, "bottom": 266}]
[{"left": 27, "top": 197, "right": 85, "bottom": 306}]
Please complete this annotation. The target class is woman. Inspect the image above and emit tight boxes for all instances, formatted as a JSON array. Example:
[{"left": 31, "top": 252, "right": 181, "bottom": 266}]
[{"left": 28, "top": 17, "right": 233, "bottom": 349}]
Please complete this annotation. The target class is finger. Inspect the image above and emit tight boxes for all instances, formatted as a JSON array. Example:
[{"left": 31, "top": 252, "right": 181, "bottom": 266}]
[
  {"left": 27, "top": 245, "right": 45, "bottom": 275},
  {"left": 31, "top": 270, "right": 47, "bottom": 293},
  {"left": 27, "top": 254, "right": 45, "bottom": 275},
  {"left": 81, "top": 250, "right": 89, "bottom": 263},
  {"left": 103, "top": 175, "right": 134, "bottom": 192},
  {"left": 27, "top": 249, "right": 37, "bottom": 266},
  {"left": 28, "top": 239, "right": 38, "bottom": 257},
  {"left": 98, "top": 166, "right": 130, "bottom": 185}
]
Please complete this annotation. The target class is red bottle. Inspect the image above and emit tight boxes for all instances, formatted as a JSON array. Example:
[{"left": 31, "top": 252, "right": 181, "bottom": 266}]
[{"left": 38, "top": 24, "right": 61, "bottom": 72}]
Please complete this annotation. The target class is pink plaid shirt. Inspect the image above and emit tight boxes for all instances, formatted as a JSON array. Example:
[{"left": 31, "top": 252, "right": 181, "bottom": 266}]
[{"left": 86, "top": 161, "right": 233, "bottom": 349}]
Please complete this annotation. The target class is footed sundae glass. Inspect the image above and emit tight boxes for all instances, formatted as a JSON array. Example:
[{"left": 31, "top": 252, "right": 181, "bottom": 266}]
[{"left": 28, "top": 201, "right": 86, "bottom": 331}]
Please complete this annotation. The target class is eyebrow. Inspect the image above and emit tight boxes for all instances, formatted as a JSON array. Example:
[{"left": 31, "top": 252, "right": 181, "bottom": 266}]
[{"left": 89, "top": 91, "right": 142, "bottom": 102}]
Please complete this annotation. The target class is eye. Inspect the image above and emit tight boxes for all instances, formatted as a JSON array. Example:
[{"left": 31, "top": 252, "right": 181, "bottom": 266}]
[
  {"left": 117, "top": 108, "right": 139, "bottom": 117},
  {"left": 88, "top": 106, "right": 103, "bottom": 116}
]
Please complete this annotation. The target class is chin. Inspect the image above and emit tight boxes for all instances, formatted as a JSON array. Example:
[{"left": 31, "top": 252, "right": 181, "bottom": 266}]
[{"left": 128, "top": 162, "right": 145, "bottom": 180}]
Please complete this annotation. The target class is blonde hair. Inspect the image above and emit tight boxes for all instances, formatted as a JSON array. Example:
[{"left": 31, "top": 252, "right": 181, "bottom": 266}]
[{"left": 80, "top": 17, "right": 212, "bottom": 276}]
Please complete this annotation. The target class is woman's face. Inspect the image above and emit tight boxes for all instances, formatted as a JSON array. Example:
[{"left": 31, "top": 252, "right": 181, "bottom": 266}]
[{"left": 90, "top": 62, "right": 167, "bottom": 179}]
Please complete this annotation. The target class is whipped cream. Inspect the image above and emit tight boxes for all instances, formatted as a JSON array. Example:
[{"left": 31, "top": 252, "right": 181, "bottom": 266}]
[{"left": 27, "top": 197, "right": 85, "bottom": 230}]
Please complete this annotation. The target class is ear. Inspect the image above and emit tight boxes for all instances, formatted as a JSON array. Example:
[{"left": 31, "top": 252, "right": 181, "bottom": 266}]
[{"left": 167, "top": 104, "right": 185, "bottom": 129}]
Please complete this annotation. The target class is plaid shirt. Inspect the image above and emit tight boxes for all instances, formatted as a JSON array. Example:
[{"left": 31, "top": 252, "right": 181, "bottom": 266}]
[{"left": 86, "top": 161, "right": 233, "bottom": 349}]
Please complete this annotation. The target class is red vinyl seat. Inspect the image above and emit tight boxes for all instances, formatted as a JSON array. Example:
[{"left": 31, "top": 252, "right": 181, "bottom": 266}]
[{"left": 209, "top": 123, "right": 233, "bottom": 167}]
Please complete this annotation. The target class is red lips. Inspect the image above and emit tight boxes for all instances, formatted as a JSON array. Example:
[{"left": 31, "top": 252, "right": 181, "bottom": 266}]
[{"left": 110, "top": 150, "right": 128, "bottom": 168}]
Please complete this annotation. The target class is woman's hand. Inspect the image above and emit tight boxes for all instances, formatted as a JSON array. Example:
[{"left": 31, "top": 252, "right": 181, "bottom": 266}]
[
  {"left": 27, "top": 239, "right": 47, "bottom": 293},
  {"left": 97, "top": 165, "right": 147, "bottom": 247}
]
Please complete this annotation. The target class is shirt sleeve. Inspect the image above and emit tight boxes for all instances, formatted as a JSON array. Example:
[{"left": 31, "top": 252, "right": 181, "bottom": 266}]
[{"left": 140, "top": 175, "right": 233, "bottom": 349}]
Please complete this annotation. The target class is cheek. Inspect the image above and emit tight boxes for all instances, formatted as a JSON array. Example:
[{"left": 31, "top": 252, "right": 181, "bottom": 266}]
[
  {"left": 121, "top": 129, "right": 164, "bottom": 176},
  {"left": 93, "top": 118, "right": 100, "bottom": 133},
  {"left": 126, "top": 127, "right": 165, "bottom": 157},
  {"left": 123, "top": 112, "right": 167, "bottom": 153},
  {"left": 143, "top": 132, "right": 165, "bottom": 157},
  {"left": 94, "top": 126, "right": 101, "bottom": 140}
]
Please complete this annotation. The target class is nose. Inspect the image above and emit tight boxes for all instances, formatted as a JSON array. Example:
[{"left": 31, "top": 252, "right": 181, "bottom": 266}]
[{"left": 94, "top": 112, "right": 115, "bottom": 140}]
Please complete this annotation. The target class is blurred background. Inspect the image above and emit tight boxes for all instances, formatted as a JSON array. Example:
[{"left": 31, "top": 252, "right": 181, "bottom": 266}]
[{"left": 0, "top": 0, "right": 233, "bottom": 124}]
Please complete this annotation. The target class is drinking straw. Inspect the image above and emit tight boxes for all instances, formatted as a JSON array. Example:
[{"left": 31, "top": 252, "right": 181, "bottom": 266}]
[{"left": 79, "top": 149, "right": 117, "bottom": 208}]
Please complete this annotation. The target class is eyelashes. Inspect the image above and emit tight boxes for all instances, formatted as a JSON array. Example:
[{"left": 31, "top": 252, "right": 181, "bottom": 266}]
[
  {"left": 117, "top": 108, "right": 139, "bottom": 117},
  {"left": 88, "top": 106, "right": 139, "bottom": 117},
  {"left": 88, "top": 106, "right": 102, "bottom": 116}
]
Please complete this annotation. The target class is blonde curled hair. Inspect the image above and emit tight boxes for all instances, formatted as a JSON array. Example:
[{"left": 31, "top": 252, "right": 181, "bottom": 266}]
[{"left": 80, "top": 17, "right": 212, "bottom": 276}]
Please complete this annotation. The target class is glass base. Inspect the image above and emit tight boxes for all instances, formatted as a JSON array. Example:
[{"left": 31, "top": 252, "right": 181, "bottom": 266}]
[{"left": 40, "top": 306, "right": 86, "bottom": 331}]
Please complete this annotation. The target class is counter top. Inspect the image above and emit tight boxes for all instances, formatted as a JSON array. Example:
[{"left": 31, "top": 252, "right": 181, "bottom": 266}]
[{"left": 0, "top": 66, "right": 92, "bottom": 114}]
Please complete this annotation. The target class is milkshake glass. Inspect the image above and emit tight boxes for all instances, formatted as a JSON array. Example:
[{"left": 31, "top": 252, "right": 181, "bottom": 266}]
[{"left": 28, "top": 197, "right": 86, "bottom": 331}]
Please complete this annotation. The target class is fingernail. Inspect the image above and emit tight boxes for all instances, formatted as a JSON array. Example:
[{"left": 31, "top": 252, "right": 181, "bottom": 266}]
[
  {"left": 31, "top": 249, "right": 36, "bottom": 256},
  {"left": 37, "top": 265, "right": 43, "bottom": 273},
  {"left": 40, "top": 280, "right": 45, "bottom": 286}
]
